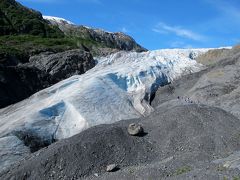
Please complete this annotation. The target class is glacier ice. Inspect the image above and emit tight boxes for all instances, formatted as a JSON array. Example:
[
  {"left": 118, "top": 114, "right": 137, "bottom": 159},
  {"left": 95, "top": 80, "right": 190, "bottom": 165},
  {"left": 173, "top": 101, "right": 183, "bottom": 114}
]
[
  {"left": 0, "top": 136, "right": 30, "bottom": 174},
  {"left": 0, "top": 49, "right": 210, "bottom": 142}
]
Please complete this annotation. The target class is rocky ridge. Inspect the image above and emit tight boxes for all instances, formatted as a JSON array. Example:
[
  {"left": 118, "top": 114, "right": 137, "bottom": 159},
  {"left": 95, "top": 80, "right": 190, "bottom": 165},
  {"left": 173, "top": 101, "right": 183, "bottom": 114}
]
[{"left": 43, "top": 16, "right": 147, "bottom": 55}]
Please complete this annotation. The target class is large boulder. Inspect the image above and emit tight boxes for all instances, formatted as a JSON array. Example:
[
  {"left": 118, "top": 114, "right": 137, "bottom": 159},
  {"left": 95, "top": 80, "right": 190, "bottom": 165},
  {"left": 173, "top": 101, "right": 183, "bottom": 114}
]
[{"left": 127, "top": 123, "right": 144, "bottom": 136}]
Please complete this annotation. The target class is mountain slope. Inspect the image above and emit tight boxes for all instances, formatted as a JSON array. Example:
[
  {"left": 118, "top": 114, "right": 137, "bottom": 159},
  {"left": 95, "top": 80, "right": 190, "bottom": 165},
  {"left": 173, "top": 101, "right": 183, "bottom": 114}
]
[
  {"left": 0, "top": 0, "right": 63, "bottom": 37},
  {"left": 43, "top": 16, "right": 147, "bottom": 55},
  {"left": 152, "top": 45, "right": 240, "bottom": 119},
  {"left": 0, "top": 0, "right": 146, "bottom": 58}
]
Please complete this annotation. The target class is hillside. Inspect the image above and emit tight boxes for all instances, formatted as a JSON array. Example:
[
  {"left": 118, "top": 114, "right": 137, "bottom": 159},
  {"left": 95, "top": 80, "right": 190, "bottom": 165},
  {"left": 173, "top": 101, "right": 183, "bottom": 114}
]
[
  {"left": 0, "top": 0, "right": 63, "bottom": 37},
  {"left": 44, "top": 16, "right": 147, "bottom": 55},
  {"left": 152, "top": 45, "right": 240, "bottom": 119},
  {"left": 0, "top": 0, "right": 146, "bottom": 58}
]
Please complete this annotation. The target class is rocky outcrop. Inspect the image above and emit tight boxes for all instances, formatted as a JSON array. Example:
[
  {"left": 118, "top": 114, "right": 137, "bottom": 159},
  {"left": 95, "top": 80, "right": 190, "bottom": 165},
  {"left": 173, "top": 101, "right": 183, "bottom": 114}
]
[
  {"left": 0, "top": 49, "right": 95, "bottom": 108},
  {"left": 71, "top": 27, "right": 147, "bottom": 52},
  {"left": 196, "top": 47, "right": 231, "bottom": 66},
  {"left": 29, "top": 49, "right": 95, "bottom": 82},
  {"left": 0, "top": 65, "right": 50, "bottom": 108}
]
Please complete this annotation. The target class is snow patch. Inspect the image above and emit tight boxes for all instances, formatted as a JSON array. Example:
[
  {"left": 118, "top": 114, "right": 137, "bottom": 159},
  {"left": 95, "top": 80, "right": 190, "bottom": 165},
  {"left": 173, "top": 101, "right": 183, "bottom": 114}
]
[{"left": 43, "top": 15, "right": 74, "bottom": 25}]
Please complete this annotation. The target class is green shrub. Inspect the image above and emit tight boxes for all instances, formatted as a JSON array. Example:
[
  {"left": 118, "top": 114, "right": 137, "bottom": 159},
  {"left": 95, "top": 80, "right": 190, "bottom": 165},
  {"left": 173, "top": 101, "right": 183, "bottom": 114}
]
[{"left": 0, "top": 0, "right": 63, "bottom": 37}]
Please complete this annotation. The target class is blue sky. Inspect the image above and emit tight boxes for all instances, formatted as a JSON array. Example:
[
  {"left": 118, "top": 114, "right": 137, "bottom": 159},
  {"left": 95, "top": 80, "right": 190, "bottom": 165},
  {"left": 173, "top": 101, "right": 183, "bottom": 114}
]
[{"left": 18, "top": 0, "right": 240, "bottom": 50}]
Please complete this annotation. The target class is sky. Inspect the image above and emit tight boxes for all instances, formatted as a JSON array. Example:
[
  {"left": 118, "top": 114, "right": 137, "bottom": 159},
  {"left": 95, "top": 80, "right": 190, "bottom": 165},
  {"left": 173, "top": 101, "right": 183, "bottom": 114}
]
[{"left": 17, "top": 0, "right": 240, "bottom": 50}]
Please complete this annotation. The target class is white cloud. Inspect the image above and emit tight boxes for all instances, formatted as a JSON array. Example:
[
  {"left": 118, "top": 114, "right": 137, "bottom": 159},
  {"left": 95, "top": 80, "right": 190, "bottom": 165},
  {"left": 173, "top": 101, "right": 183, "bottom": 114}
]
[{"left": 153, "top": 22, "right": 207, "bottom": 41}]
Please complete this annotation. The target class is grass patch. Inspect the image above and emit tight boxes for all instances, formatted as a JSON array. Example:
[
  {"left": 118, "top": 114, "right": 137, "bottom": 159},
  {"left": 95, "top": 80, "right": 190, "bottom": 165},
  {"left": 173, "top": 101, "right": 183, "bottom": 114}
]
[
  {"left": 172, "top": 166, "right": 191, "bottom": 176},
  {"left": 223, "top": 177, "right": 228, "bottom": 180},
  {"left": 207, "top": 70, "right": 225, "bottom": 78},
  {"left": 0, "top": 35, "right": 76, "bottom": 55},
  {"left": 233, "top": 176, "right": 240, "bottom": 180}
]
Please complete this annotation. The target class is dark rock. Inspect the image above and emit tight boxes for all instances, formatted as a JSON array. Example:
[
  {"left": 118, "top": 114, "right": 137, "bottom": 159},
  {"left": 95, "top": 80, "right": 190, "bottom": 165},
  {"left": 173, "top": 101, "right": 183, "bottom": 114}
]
[
  {"left": 0, "top": 65, "right": 50, "bottom": 108},
  {"left": 127, "top": 123, "right": 144, "bottom": 136},
  {"left": 0, "top": 49, "right": 95, "bottom": 108},
  {"left": 29, "top": 49, "right": 95, "bottom": 82}
]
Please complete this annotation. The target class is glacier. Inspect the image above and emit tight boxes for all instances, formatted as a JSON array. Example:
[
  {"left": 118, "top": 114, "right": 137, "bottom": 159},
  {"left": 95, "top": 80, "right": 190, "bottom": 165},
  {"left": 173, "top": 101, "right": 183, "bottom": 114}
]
[{"left": 0, "top": 48, "right": 218, "bottom": 172}]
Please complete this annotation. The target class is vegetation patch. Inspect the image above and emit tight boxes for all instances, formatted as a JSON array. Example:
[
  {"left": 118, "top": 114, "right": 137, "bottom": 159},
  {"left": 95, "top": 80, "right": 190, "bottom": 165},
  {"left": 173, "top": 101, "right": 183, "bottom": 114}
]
[
  {"left": 172, "top": 166, "right": 191, "bottom": 176},
  {"left": 207, "top": 70, "right": 225, "bottom": 78},
  {"left": 0, "top": 35, "right": 107, "bottom": 61}
]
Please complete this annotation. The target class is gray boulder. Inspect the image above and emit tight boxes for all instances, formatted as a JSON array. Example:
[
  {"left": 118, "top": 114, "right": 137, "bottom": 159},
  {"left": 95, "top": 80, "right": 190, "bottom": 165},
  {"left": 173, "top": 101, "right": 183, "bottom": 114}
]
[{"left": 127, "top": 123, "right": 144, "bottom": 136}]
